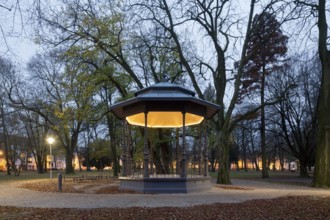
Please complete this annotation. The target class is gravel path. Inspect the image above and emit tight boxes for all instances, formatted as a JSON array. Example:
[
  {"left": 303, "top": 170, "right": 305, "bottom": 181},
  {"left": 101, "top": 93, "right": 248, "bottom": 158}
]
[{"left": 0, "top": 179, "right": 329, "bottom": 208}]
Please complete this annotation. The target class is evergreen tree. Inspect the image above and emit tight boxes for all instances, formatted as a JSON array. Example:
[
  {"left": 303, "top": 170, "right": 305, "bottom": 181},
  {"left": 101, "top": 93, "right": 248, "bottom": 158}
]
[{"left": 241, "top": 12, "right": 288, "bottom": 178}]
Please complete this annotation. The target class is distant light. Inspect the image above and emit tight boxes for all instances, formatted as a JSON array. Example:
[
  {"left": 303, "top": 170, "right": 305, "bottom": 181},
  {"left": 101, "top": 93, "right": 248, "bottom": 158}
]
[{"left": 47, "top": 137, "right": 55, "bottom": 144}]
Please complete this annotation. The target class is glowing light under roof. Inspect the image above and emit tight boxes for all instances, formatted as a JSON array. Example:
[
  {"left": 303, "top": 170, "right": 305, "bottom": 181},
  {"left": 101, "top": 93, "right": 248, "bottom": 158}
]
[{"left": 126, "top": 112, "right": 204, "bottom": 128}]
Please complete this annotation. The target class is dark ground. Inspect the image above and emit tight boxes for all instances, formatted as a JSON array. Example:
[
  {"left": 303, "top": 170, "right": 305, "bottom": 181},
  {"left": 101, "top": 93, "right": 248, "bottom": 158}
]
[
  {"left": 1, "top": 172, "right": 329, "bottom": 219},
  {"left": 0, "top": 196, "right": 329, "bottom": 220}
]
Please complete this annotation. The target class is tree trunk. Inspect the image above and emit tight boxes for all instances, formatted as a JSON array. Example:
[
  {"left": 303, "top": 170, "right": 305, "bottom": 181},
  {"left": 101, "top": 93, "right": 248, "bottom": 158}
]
[
  {"left": 65, "top": 146, "right": 74, "bottom": 174},
  {"left": 1, "top": 102, "right": 11, "bottom": 175},
  {"left": 77, "top": 155, "right": 82, "bottom": 172},
  {"left": 111, "top": 137, "right": 118, "bottom": 176},
  {"left": 255, "top": 161, "right": 260, "bottom": 171},
  {"left": 107, "top": 115, "right": 118, "bottom": 177},
  {"left": 4, "top": 145, "right": 10, "bottom": 175},
  {"left": 152, "top": 146, "right": 164, "bottom": 174},
  {"left": 242, "top": 129, "right": 248, "bottom": 172},
  {"left": 36, "top": 155, "right": 44, "bottom": 174},
  {"left": 45, "top": 155, "right": 49, "bottom": 173},
  {"left": 160, "top": 143, "right": 171, "bottom": 174},
  {"left": 261, "top": 65, "right": 269, "bottom": 178},
  {"left": 313, "top": 67, "right": 330, "bottom": 186},
  {"left": 299, "top": 160, "right": 310, "bottom": 178},
  {"left": 158, "top": 129, "right": 171, "bottom": 174},
  {"left": 210, "top": 163, "right": 215, "bottom": 172},
  {"left": 313, "top": 0, "right": 330, "bottom": 187},
  {"left": 217, "top": 130, "right": 231, "bottom": 184}
]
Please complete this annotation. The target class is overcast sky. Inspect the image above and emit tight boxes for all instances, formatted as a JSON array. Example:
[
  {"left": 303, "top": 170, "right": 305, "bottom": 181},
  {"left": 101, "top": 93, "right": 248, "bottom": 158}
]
[
  {"left": 0, "top": 1, "right": 38, "bottom": 68},
  {"left": 0, "top": 1, "right": 327, "bottom": 73}
]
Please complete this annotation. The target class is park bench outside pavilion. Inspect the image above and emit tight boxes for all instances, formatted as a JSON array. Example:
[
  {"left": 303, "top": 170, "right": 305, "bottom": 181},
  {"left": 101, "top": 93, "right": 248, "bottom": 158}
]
[{"left": 110, "top": 82, "right": 220, "bottom": 193}]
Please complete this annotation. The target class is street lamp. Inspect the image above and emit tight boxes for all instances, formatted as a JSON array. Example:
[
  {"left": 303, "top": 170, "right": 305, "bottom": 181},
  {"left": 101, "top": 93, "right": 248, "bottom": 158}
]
[{"left": 47, "top": 137, "right": 55, "bottom": 180}]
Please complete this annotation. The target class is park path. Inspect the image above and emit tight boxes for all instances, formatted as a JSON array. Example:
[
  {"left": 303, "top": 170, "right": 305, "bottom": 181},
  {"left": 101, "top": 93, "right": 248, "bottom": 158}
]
[{"left": 0, "top": 179, "right": 329, "bottom": 208}]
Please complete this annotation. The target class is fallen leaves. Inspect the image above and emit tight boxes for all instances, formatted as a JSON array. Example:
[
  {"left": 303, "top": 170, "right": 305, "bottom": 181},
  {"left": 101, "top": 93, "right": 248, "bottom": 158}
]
[
  {"left": 213, "top": 185, "right": 254, "bottom": 190},
  {"left": 12, "top": 179, "right": 330, "bottom": 219},
  {"left": 19, "top": 179, "right": 139, "bottom": 194},
  {"left": 0, "top": 196, "right": 329, "bottom": 220}
]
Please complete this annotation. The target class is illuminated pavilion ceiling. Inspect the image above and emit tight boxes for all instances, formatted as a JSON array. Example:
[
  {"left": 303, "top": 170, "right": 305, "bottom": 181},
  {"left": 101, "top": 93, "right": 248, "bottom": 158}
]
[{"left": 110, "top": 82, "right": 220, "bottom": 128}]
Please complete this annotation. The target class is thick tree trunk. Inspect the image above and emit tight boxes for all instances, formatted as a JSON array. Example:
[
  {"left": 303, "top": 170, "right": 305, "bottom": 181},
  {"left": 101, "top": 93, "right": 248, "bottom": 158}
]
[
  {"left": 217, "top": 130, "right": 231, "bottom": 184},
  {"left": 151, "top": 146, "right": 164, "bottom": 174},
  {"left": 65, "top": 147, "right": 74, "bottom": 174},
  {"left": 111, "top": 139, "right": 118, "bottom": 176},
  {"left": 36, "top": 155, "right": 44, "bottom": 174},
  {"left": 160, "top": 143, "right": 171, "bottom": 174},
  {"left": 313, "top": 63, "right": 330, "bottom": 186},
  {"left": 107, "top": 115, "right": 118, "bottom": 177},
  {"left": 313, "top": 0, "right": 330, "bottom": 187},
  {"left": 158, "top": 129, "right": 171, "bottom": 174}
]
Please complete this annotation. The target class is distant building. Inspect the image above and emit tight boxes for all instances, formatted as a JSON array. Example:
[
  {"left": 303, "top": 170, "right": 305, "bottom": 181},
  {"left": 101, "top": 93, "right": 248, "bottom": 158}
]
[
  {"left": 0, "top": 134, "right": 77, "bottom": 172},
  {"left": 230, "top": 158, "right": 299, "bottom": 171}
]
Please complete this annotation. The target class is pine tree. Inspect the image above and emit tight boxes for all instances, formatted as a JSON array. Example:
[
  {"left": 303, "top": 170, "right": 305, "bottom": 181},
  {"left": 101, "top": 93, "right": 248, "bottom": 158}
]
[{"left": 240, "top": 12, "right": 288, "bottom": 178}]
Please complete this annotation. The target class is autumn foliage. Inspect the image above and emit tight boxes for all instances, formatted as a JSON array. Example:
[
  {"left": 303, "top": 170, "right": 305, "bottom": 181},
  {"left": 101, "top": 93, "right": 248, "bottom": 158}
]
[{"left": 238, "top": 12, "right": 288, "bottom": 103}]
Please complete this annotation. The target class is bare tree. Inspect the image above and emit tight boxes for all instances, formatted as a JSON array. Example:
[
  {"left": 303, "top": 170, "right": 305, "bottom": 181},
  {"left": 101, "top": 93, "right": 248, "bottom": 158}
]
[
  {"left": 29, "top": 0, "right": 298, "bottom": 183},
  {"left": 130, "top": 0, "right": 298, "bottom": 183},
  {"left": 0, "top": 56, "right": 17, "bottom": 175},
  {"left": 293, "top": 0, "right": 330, "bottom": 187},
  {"left": 313, "top": 0, "right": 330, "bottom": 188},
  {"left": 9, "top": 50, "right": 95, "bottom": 174},
  {"left": 19, "top": 110, "right": 48, "bottom": 174},
  {"left": 269, "top": 54, "right": 320, "bottom": 177},
  {"left": 240, "top": 12, "right": 289, "bottom": 178}
]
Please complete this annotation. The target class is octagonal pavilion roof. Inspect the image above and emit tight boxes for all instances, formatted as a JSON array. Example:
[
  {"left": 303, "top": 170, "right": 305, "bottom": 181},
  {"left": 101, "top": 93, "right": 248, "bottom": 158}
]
[{"left": 110, "top": 82, "right": 220, "bottom": 128}]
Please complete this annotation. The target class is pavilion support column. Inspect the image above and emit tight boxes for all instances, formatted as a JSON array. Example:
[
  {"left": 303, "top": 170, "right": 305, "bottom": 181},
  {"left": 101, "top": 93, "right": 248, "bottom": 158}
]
[
  {"left": 175, "top": 127, "right": 181, "bottom": 175},
  {"left": 143, "top": 112, "right": 149, "bottom": 178},
  {"left": 181, "top": 112, "right": 187, "bottom": 178},
  {"left": 127, "top": 124, "right": 131, "bottom": 176},
  {"left": 198, "top": 124, "right": 202, "bottom": 175},
  {"left": 122, "top": 120, "right": 127, "bottom": 177},
  {"left": 203, "top": 120, "right": 208, "bottom": 177}
]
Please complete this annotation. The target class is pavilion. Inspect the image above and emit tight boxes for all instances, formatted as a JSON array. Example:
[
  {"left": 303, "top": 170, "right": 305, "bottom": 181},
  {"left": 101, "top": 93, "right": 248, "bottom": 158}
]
[{"left": 110, "top": 81, "right": 220, "bottom": 193}]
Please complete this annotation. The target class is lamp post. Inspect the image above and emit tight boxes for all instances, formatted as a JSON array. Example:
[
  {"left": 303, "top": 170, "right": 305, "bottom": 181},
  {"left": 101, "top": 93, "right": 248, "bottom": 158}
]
[{"left": 47, "top": 137, "right": 55, "bottom": 180}]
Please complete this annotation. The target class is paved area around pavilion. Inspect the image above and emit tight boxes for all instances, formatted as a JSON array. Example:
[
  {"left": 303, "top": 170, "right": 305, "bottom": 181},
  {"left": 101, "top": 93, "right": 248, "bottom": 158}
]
[{"left": 0, "top": 179, "right": 329, "bottom": 209}]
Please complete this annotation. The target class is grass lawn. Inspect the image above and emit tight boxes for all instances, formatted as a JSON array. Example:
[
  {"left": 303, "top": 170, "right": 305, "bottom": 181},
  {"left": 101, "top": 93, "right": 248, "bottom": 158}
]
[
  {"left": 209, "top": 170, "right": 300, "bottom": 178},
  {"left": 0, "top": 169, "right": 315, "bottom": 190},
  {"left": 209, "top": 170, "right": 313, "bottom": 186},
  {"left": 1, "top": 169, "right": 311, "bottom": 184}
]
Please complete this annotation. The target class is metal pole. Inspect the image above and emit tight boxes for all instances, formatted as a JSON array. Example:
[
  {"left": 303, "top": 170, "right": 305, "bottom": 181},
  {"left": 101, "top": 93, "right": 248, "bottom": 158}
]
[
  {"left": 175, "top": 127, "right": 180, "bottom": 175},
  {"left": 122, "top": 120, "right": 127, "bottom": 177},
  {"left": 198, "top": 124, "right": 202, "bottom": 175},
  {"left": 143, "top": 111, "right": 149, "bottom": 178},
  {"left": 181, "top": 112, "right": 187, "bottom": 178},
  {"left": 58, "top": 173, "right": 62, "bottom": 192},
  {"left": 50, "top": 144, "right": 52, "bottom": 180},
  {"left": 127, "top": 124, "right": 131, "bottom": 176},
  {"left": 203, "top": 120, "right": 208, "bottom": 176}
]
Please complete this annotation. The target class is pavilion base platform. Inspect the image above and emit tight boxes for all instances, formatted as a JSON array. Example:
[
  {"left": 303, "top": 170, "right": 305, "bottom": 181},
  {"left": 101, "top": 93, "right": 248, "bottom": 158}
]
[{"left": 119, "top": 175, "right": 211, "bottom": 193}]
